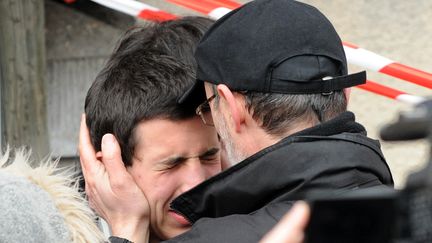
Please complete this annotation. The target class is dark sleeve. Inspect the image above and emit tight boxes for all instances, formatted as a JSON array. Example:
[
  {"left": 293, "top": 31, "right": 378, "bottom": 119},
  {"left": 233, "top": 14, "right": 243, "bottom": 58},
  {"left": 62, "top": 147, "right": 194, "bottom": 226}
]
[
  {"left": 163, "top": 201, "right": 293, "bottom": 243},
  {"left": 108, "top": 236, "right": 134, "bottom": 243}
]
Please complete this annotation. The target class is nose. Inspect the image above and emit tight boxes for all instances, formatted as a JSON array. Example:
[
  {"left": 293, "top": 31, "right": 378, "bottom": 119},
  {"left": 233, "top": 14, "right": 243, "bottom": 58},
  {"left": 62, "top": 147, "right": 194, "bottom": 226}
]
[{"left": 178, "top": 159, "right": 207, "bottom": 193}]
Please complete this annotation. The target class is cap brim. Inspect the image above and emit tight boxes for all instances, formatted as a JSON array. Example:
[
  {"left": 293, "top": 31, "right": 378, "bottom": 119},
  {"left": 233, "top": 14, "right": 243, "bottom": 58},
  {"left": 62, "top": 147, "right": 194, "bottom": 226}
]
[{"left": 177, "top": 80, "right": 207, "bottom": 107}]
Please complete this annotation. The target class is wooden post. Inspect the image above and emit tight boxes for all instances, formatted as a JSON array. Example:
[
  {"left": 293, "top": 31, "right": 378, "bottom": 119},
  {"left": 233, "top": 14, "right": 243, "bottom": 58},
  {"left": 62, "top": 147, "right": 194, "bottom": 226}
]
[
  {"left": 0, "top": 0, "right": 49, "bottom": 159},
  {"left": 0, "top": 63, "right": 3, "bottom": 151}
]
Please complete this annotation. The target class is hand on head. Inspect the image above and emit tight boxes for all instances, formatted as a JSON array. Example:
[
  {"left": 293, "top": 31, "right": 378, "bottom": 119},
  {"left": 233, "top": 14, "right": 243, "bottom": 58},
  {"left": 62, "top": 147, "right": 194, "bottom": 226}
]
[{"left": 79, "top": 114, "right": 150, "bottom": 243}]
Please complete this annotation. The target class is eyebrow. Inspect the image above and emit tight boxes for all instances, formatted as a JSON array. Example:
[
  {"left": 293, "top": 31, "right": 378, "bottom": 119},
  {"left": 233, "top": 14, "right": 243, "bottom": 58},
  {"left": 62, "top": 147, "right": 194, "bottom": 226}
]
[{"left": 159, "top": 147, "right": 220, "bottom": 166}]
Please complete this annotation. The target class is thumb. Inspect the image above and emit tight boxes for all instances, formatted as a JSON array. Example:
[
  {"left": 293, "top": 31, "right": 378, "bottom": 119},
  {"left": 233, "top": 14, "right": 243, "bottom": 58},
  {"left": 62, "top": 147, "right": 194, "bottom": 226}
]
[{"left": 101, "top": 134, "right": 128, "bottom": 175}]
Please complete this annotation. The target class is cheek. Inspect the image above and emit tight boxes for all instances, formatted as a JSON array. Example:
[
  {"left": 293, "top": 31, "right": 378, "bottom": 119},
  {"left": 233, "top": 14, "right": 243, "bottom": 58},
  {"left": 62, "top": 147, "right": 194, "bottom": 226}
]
[
  {"left": 141, "top": 174, "right": 181, "bottom": 208},
  {"left": 129, "top": 167, "right": 165, "bottom": 208},
  {"left": 205, "top": 164, "right": 223, "bottom": 178}
]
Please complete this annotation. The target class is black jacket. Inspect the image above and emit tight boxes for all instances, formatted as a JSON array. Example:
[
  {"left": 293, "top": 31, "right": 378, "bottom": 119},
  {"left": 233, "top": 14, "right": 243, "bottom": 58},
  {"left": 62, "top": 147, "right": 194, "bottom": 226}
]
[{"left": 164, "top": 112, "right": 393, "bottom": 243}]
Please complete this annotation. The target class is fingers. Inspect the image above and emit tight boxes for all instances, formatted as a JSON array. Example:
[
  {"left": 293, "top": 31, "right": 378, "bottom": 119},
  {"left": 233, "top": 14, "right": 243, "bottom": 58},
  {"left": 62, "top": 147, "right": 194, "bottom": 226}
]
[
  {"left": 79, "top": 114, "right": 98, "bottom": 175},
  {"left": 101, "top": 134, "right": 129, "bottom": 178},
  {"left": 283, "top": 201, "right": 310, "bottom": 234},
  {"left": 260, "top": 201, "right": 310, "bottom": 243}
]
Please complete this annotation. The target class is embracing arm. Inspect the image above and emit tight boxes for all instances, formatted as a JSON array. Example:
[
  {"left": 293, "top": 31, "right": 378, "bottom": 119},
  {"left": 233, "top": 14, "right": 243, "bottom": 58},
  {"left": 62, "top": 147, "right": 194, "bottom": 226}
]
[{"left": 79, "top": 114, "right": 150, "bottom": 243}]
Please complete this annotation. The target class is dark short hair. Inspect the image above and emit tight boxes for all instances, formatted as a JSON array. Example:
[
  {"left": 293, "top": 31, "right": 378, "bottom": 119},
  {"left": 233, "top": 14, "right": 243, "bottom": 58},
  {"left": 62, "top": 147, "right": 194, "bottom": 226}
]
[{"left": 85, "top": 17, "right": 214, "bottom": 166}]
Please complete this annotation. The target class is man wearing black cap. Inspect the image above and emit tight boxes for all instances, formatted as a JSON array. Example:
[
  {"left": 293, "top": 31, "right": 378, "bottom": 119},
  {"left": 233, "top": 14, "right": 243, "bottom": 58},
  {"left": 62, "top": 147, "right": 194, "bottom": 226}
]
[
  {"left": 81, "top": 0, "right": 394, "bottom": 242},
  {"left": 169, "top": 0, "right": 393, "bottom": 242}
]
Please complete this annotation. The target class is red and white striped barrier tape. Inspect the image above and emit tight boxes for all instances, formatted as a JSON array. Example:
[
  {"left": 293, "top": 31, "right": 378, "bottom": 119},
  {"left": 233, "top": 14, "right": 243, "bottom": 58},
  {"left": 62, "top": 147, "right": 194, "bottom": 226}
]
[
  {"left": 166, "top": 0, "right": 432, "bottom": 90},
  {"left": 207, "top": 0, "right": 242, "bottom": 9},
  {"left": 358, "top": 80, "right": 425, "bottom": 105},
  {"left": 90, "top": 0, "right": 177, "bottom": 22},
  {"left": 343, "top": 42, "right": 432, "bottom": 89},
  {"left": 86, "top": 0, "right": 426, "bottom": 104}
]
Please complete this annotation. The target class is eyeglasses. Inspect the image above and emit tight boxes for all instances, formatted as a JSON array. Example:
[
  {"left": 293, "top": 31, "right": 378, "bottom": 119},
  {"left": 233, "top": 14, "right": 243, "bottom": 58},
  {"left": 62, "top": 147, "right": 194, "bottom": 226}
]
[{"left": 196, "top": 94, "right": 216, "bottom": 126}]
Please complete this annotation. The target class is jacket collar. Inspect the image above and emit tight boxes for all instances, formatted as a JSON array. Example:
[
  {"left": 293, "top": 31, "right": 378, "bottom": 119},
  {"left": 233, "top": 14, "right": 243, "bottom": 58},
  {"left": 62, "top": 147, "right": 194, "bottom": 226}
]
[{"left": 292, "top": 111, "right": 365, "bottom": 137}]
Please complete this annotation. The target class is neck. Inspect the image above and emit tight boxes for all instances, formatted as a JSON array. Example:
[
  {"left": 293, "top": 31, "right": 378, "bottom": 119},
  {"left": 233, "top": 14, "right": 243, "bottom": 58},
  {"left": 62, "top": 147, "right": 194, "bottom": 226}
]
[
  {"left": 238, "top": 120, "right": 317, "bottom": 158},
  {"left": 279, "top": 120, "right": 317, "bottom": 138}
]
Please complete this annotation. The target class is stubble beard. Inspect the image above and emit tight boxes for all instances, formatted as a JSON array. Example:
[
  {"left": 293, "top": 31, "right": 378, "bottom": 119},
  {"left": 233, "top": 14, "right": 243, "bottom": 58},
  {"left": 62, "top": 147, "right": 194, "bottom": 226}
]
[{"left": 216, "top": 115, "right": 247, "bottom": 165}]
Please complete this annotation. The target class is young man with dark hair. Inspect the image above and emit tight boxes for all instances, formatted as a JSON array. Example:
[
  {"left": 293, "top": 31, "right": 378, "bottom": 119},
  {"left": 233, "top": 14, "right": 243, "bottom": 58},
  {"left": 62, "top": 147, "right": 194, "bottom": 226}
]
[
  {"left": 85, "top": 16, "right": 214, "bottom": 166},
  {"left": 81, "top": 17, "right": 222, "bottom": 242}
]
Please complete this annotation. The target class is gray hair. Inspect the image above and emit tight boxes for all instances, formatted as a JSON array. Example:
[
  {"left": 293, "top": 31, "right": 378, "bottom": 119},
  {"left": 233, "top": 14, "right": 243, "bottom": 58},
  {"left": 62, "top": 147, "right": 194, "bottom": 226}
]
[
  {"left": 244, "top": 91, "right": 347, "bottom": 136},
  {"left": 211, "top": 84, "right": 347, "bottom": 137}
]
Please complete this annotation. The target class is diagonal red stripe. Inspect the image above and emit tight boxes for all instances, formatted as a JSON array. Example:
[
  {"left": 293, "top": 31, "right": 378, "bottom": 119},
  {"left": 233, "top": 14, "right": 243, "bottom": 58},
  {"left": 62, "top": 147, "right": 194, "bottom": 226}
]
[
  {"left": 357, "top": 80, "right": 405, "bottom": 99},
  {"left": 138, "top": 9, "right": 178, "bottom": 22},
  {"left": 166, "top": 0, "right": 219, "bottom": 14},
  {"left": 204, "top": 0, "right": 241, "bottom": 9},
  {"left": 380, "top": 63, "right": 432, "bottom": 89}
]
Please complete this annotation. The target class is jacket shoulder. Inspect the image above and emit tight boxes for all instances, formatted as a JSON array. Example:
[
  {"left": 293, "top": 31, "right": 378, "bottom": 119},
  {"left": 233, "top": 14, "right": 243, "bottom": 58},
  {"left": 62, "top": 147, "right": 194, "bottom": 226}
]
[{"left": 164, "top": 201, "right": 294, "bottom": 243}]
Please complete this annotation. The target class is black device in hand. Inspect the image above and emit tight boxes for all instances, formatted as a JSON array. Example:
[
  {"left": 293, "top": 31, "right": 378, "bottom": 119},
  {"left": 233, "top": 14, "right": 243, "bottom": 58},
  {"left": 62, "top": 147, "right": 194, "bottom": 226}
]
[{"left": 305, "top": 100, "right": 432, "bottom": 243}]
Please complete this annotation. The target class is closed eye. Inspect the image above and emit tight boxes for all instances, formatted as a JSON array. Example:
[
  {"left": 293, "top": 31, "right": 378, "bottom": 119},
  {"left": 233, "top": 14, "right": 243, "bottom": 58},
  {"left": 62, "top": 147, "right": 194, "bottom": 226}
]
[
  {"left": 199, "top": 148, "right": 220, "bottom": 163},
  {"left": 156, "top": 148, "right": 220, "bottom": 171},
  {"left": 157, "top": 157, "right": 188, "bottom": 171}
]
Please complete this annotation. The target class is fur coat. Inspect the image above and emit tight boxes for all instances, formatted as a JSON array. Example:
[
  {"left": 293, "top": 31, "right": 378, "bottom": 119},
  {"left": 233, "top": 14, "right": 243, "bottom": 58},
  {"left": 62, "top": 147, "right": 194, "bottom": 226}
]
[{"left": 0, "top": 148, "right": 105, "bottom": 243}]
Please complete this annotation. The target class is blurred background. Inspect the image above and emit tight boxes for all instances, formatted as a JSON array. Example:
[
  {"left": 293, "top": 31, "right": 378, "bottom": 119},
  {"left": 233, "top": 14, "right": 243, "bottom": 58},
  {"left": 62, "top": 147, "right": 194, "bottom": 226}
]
[{"left": 0, "top": 0, "right": 430, "bottom": 188}]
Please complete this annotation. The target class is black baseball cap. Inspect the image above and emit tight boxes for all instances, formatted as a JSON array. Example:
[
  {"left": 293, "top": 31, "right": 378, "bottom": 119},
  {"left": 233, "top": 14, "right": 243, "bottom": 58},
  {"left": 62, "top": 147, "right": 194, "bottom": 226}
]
[{"left": 178, "top": 0, "right": 366, "bottom": 105}]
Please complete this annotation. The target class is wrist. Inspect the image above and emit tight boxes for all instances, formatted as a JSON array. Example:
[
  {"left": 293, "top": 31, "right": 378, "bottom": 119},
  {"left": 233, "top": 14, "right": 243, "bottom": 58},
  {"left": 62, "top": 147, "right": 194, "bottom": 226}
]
[{"left": 111, "top": 218, "right": 150, "bottom": 243}]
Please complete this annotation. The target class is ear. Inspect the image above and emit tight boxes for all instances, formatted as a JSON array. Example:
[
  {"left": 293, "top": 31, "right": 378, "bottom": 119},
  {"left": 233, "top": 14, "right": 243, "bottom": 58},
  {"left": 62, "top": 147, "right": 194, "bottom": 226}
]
[
  {"left": 216, "top": 84, "right": 245, "bottom": 133},
  {"left": 343, "top": 88, "right": 351, "bottom": 105}
]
